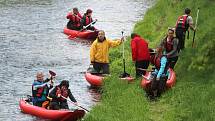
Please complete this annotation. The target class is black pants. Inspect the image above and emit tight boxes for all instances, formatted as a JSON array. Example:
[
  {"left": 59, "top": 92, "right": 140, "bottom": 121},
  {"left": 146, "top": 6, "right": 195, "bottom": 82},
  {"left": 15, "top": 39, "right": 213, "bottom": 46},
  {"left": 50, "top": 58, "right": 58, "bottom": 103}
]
[
  {"left": 49, "top": 101, "right": 69, "bottom": 110},
  {"left": 146, "top": 74, "right": 167, "bottom": 98},
  {"left": 67, "top": 21, "right": 82, "bottom": 30},
  {"left": 86, "top": 26, "right": 96, "bottom": 31},
  {"left": 135, "top": 60, "right": 149, "bottom": 77},
  {"left": 93, "top": 62, "right": 109, "bottom": 74},
  {"left": 33, "top": 101, "right": 43, "bottom": 107},
  {"left": 168, "top": 56, "right": 178, "bottom": 69},
  {"left": 176, "top": 28, "right": 186, "bottom": 50}
]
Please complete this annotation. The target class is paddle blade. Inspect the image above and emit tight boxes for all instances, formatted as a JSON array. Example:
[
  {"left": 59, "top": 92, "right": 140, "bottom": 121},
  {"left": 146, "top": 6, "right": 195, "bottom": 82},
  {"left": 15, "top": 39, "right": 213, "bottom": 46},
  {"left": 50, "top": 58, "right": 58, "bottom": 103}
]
[
  {"left": 49, "top": 70, "right": 56, "bottom": 76},
  {"left": 119, "top": 72, "right": 130, "bottom": 78}
]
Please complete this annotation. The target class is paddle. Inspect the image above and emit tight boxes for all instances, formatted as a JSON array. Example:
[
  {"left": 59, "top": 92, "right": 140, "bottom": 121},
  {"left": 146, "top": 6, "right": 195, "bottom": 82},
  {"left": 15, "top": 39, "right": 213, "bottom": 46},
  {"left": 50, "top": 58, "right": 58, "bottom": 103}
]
[
  {"left": 68, "top": 19, "right": 97, "bottom": 39},
  {"left": 137, "top": 68, "right": 154, "bottom": 72},
  {"left": 192, "top": 8, "right": 200, "bottom": 48},
  {"left": 61, "top": 96, "right": 90, "bottom": 112},
  {"left": 119, "top": 31, "right": 130, "bottom": 78},
  {"left": 142, "top": 75, "right": 150, "bottom": 81}
]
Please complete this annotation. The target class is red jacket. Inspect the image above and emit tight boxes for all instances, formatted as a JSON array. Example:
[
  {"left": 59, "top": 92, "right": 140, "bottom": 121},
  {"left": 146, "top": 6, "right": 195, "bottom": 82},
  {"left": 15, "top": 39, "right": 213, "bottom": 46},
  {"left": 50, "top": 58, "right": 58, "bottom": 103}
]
[
  {"left": 66, "top": 13, "right": 82, "bottom": 27},
  {"left": 131, "top": 35, "right": 150, "bottom": 61}
]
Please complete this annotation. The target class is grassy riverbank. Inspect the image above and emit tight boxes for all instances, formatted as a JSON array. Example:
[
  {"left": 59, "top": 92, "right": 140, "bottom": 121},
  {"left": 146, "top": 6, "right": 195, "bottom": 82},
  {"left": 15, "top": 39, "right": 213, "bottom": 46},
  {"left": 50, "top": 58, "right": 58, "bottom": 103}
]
[{"left": 84, "top": 0, "right": 215, "bottom": 120}]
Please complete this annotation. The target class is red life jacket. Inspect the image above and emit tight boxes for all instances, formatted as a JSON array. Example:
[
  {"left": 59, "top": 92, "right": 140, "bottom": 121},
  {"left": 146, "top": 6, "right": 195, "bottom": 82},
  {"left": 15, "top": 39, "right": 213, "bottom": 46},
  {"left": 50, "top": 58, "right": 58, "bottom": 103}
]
[
  {"left": 67, "top": 13, "right": 81, "bottom": 27},
  {"left": 83, "top": 15, "right": 93, "bottom": 26},
  {"left": 164, "top": 37, "right": 174, "bottom": 52},
  {"left": 36, "top": 88, "right": 44, "bottom": 97},
  {"left": 176, "top": 15, "right": 189, "bottom": 31},
  {"left": 150, "top": 54, "right": 161, "bottom": 69},
  {"left": 32, "top": 81, "right": 45, "bottom": 98},
  {"left": 56, "top": 86, "right": 69, "bottom": 101}
]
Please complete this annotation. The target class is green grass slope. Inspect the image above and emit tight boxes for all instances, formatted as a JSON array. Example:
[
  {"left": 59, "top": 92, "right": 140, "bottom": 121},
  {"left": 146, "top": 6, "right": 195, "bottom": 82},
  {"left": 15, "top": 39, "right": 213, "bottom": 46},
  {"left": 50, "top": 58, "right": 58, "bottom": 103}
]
[{"left": 84, "top": 0, "right": 215, "bottom": 121}]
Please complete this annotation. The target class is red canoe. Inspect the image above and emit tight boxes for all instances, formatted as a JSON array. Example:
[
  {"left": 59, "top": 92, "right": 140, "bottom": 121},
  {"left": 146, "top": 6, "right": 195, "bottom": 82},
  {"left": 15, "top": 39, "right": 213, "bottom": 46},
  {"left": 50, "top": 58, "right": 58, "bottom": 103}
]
[
  {"left": 63, "top": 27, "right": 98, "bottom": 40},
  {"left": 19, "top": 99, "right": 85, "bottom": 121},
  {"left": 85, "top": 72, "right": 134, "bottom": 87},
  {"left": 141, "top": 68, "right": 176, "bottom": 89},
  {"left": 85, "top": 72, "right": 104, "bottom": 87}
]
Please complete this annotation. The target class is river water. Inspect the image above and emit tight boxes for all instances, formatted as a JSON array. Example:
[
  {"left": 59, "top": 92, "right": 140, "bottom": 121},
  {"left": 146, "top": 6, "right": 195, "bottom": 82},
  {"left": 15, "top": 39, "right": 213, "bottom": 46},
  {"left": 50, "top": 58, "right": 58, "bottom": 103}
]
[{"left": 0, "top": 0, "right": 153, "bottom": 120}]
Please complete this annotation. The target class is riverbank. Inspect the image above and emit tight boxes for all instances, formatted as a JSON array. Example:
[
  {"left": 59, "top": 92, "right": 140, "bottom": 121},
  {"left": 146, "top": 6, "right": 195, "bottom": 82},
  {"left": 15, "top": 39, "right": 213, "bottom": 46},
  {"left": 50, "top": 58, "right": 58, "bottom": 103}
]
[{"left": 84, "top": 0, "right": 215, "bottom": 121}]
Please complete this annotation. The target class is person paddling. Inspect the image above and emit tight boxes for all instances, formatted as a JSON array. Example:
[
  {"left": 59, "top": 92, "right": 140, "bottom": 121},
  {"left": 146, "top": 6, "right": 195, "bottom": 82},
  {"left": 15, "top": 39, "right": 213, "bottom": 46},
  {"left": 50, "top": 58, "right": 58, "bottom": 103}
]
[
  {"left": 159, "top": 28, "right": 179, "bottom": 69},
  {"left": 81, "top": 9, "right": 96, "bottom": 31},
  {"left": 32, "top": 72, "right": 54, "bottom": 107},
  {"left": 66, "top": 7, "right": 82, "bottom": 30},
  {"left": 49, "top": 80, "right": 77, "bottom": 110},
  {"left": 90, "top": 30, "right": 123, "bottom": 74},
  {"left": 175, "top": 8, "right": 196, "bottom": 51}
]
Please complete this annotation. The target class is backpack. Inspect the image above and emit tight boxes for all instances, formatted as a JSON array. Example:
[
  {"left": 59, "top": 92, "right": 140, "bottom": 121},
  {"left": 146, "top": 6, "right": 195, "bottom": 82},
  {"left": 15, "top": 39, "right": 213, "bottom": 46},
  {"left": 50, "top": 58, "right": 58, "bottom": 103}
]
[{"left": 176, "top": 15, "right": 189, "bottom": 31}]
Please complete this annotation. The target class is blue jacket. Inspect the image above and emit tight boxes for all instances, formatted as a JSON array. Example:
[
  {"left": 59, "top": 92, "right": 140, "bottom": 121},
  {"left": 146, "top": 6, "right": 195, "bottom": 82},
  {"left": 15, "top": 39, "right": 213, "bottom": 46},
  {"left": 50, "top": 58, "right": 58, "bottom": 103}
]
[
  {"left": 152, "top": 56, "right": 168, "bottom": 79},
  {"left": 32, "top": 80, "right": 51, "bottom": 103}
]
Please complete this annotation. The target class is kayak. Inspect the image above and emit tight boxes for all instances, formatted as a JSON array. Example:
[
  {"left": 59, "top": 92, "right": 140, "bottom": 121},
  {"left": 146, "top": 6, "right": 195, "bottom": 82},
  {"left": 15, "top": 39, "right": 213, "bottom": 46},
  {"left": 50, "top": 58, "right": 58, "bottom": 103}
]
[
  {"left": 85, "top": 72, "right": 134, "bottom": 87},
  {"left": 19, "top": 99, "right": 85, "bottom": 121},
  {"left": 120, "top": 76, "right": 134, "bottom": 82},
  {"left": 63, "top": 27, "right": 98, "bottom": 40},
  {"left": 141, "top": 68, "right": 176, "bottom": 89},
  {"left": 85, "top": 72, "right": 104, "bottom": 87}
]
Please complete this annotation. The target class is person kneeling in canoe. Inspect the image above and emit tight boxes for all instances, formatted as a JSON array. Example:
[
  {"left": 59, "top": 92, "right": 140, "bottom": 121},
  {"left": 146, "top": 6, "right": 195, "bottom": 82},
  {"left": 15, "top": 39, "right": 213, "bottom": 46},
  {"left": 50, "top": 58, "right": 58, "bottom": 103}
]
[
  {"left": 81, "top": 9, "right": 96, "bottom": 31},
  {"left": 147, "top": 47, "right": 169, "bottom": 100},
  {"left": 90, "top": 30, "right": 123, "bottom": 74},
  {"left": 66, "top": 7, "right": 83, "bottom": 30},
  {"left": 32, "top": 72, "right": 54, "bottom": 107},
  {"left": 49, "top": 80, "right": 77, "bottom": 110}
]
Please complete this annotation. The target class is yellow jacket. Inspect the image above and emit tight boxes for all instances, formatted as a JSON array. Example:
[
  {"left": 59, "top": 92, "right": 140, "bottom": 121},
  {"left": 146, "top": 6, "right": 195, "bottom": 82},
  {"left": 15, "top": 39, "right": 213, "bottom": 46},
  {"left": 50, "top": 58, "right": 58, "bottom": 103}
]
[{"left": 90, "top": 38, "right": 122, "bottom": 63}]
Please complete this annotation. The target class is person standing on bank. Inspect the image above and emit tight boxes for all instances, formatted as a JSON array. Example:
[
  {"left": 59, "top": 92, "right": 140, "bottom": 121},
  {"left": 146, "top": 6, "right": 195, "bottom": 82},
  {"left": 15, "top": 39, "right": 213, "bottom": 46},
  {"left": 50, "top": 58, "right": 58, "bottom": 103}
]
[
  {"left": 159, "top": 28, "right": 179, "bottom": 69},
  {"left": 175, "top": 8, "right": 196, "bottom": 51},
  {"left": 130, "top": 33, "right": 150, "bottom": 77},
  {"left": 90, "top": 30, "right": 123, "bottom": 74}
]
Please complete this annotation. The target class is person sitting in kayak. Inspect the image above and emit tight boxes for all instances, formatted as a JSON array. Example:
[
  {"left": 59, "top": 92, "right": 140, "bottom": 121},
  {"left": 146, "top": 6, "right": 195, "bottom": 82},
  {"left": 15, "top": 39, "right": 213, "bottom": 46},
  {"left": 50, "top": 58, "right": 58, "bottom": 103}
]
[
  {"left": 66, "top": 7, "right": 82, "bottom": 30},
  {"left": 89, "top": 30, "right": 123, "bottom": 74},
  {"left": 147, "top": 47, "right": 169, "bottom": 100},
  {"left": 32, "top": 72, "right": 54, "bottom": 107},
  {"left": 49, "top": 80, "right": 77, "bottom": 110},
  {"left": 159, "top": 28, "right": 179, "bottom": 69},
  {"left": 81, "top": 9, "right": 96, "bottom": 31}
]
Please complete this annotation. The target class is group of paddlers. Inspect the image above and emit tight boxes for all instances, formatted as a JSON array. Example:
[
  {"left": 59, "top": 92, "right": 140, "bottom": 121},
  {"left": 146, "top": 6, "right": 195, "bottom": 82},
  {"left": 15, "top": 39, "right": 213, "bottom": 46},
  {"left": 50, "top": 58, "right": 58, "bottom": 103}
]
[
  {"left": 66, "top": 8, "right": 96, "bottom": 31},
  {"left": 30, "top": 7, "right": 196, "bottom": 110},
  {"left": 30, "top": 72, "right": 77, "bottom": 110}
]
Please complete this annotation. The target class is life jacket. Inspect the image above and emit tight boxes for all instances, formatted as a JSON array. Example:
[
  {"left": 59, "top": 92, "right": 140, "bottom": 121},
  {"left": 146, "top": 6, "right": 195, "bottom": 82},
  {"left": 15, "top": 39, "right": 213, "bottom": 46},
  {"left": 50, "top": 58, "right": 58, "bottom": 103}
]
[
  {"left": 83, "top": 15, "right": 93, "bottom": 26},
  {"left": 67, "top": 13, "right": 81, "bottom": 27},
  {"left": 151, "top": 54, "right": 169, "bottom": 75},
  {"left": 176, "top": 15, "right": 189, "bottom": 31},
  {"left": 32, "top": 81, "right": 45, "bottom": 98},
  {"left": 56, "top": 86, "right": 69, "bottom": 101},
  {"left": 164, "top": 37, "right": 175, "bottom": 52}
]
